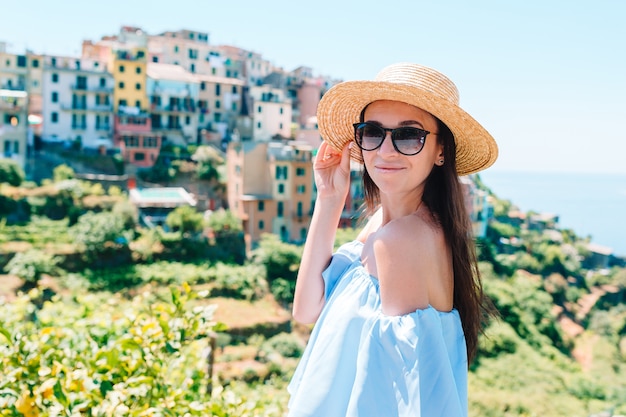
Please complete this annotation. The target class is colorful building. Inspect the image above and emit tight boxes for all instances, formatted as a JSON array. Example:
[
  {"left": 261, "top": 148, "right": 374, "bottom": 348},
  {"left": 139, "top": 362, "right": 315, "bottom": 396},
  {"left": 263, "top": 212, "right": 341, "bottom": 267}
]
[
  {"left": 248, "top": 85, "right": 292, "bottom": 141},
  {"left": 41, "top": 55, "right": 114, "bottom": 150},
  {"left": 195, "top": 73, "right": 245, "bottom": 146},
  {"left": 227, "top": 139, "right": 314, "bottom": 248},
  {"left": 0, "top": 89, "right": 28, "bottom": 169},
  {"left": 146, "top": 63, "right": 199, "bottom": 146}
]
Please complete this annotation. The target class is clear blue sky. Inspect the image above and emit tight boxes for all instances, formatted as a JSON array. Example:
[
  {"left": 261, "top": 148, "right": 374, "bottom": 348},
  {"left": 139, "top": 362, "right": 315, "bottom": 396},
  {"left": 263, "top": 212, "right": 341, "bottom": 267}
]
[{"left": 2, "top": 0, "right": 625, "bottom": 174}]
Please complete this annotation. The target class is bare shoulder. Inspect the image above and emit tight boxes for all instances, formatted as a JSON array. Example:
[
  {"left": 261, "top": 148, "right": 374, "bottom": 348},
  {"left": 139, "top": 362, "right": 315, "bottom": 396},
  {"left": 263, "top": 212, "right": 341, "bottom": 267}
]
[
  {"left": 372, "top": 208, "right": 452, "bottom": 314},
  {"left": 376, "top": 208, "right": 445, "bottom": 254}
]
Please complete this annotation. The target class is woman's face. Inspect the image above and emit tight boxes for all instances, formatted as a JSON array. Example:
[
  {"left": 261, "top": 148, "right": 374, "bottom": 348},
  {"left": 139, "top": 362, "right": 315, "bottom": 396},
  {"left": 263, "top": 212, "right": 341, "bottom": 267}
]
[{"left": 361, "top": 100, "right": 443, "bottom": 200}]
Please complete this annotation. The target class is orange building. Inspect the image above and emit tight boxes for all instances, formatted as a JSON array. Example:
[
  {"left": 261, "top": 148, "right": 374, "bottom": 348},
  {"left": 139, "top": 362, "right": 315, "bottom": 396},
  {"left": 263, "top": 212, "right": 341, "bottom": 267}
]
[{"left": 227, "top": 139, "right": 314, "bottom": 249}]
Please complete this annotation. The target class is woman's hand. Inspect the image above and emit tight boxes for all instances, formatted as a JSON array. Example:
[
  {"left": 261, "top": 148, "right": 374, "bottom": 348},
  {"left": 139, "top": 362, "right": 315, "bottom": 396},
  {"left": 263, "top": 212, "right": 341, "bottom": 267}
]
[{"left": 313, "top": 141, "right": 352, "bottom": 202}]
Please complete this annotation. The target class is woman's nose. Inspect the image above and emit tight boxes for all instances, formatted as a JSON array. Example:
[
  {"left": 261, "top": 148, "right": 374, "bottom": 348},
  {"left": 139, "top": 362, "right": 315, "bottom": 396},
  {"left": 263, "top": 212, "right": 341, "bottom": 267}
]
[{"left": 378, "top": 131, "right": 398, "bottom": 156}]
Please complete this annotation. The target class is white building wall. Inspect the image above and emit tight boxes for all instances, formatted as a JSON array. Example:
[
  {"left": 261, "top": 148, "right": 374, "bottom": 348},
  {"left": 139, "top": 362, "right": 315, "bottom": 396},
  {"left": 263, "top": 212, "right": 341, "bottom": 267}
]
[
  {"left": 42, "top": 58, "right": 113, "bottom": 148},
  {"left": 249, "top": 86, "right": 292, "bottom": 141}
]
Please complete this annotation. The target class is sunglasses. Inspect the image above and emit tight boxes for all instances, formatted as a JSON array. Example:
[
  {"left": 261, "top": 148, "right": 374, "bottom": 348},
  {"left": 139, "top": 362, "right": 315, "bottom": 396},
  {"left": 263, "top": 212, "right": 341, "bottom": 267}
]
[{"left": 353, "top": 122, "right": 430, "bottom": 156}]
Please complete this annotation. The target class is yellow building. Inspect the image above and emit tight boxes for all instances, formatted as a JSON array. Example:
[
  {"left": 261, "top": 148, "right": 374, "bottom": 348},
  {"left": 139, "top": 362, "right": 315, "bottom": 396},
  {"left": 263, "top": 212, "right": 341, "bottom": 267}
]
[
  {"left": 110, "top": 46, "right": 148, "bottom": 113},
  {"left": 227, "top": 139, "right": 314, "bottom": 249}
]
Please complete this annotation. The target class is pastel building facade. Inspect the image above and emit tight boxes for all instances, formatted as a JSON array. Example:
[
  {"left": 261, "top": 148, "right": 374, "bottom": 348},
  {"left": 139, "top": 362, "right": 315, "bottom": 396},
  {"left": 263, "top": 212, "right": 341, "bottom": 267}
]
[
  {"left": 147, "top": 63, "right": 199, "bottom": 146},
  {"left": 227, "top": 140, "right": 314, "bottom": 248},
  {"left": 195, "top": 73, "right": 245, "bottom": 145},
  {"left": 249, "top": 85, "right": 292, "bottom": 141},
  {"left": 41, "top": 56, "right": 114, "bottom": 149},
  {"left": 0, "top": 89, "right": 28, "bottom": 168}
]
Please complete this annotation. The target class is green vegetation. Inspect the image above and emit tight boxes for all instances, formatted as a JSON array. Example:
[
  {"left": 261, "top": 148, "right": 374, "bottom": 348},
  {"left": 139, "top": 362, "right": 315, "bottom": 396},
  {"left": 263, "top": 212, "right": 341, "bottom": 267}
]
[{"left": 1, "top": 168, "right": 625, "bottom": 416}]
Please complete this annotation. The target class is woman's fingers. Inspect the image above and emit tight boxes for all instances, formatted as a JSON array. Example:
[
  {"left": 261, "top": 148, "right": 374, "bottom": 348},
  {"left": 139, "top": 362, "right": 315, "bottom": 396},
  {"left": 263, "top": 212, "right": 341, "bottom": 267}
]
[{"left": 315, "top": 141, "right": 344, "bottom": 168}]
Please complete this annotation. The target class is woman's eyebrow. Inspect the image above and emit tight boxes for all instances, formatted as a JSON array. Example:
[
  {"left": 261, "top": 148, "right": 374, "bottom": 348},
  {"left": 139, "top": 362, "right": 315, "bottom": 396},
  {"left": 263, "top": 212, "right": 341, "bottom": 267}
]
[{"left": 365, "top": 119, "right": 426, "bottom": 128}]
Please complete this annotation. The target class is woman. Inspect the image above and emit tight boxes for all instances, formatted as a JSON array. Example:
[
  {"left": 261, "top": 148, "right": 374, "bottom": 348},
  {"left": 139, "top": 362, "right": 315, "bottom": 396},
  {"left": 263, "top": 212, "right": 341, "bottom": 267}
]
[{"left": 288, "top": 63, "right": 498, "bottom": 417}]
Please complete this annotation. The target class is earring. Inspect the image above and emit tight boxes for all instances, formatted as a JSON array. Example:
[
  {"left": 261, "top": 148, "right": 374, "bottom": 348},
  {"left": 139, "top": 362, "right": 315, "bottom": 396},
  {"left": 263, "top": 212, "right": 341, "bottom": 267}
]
[{"left": 439, "top": 159, "right": 444, "bottom": 165}]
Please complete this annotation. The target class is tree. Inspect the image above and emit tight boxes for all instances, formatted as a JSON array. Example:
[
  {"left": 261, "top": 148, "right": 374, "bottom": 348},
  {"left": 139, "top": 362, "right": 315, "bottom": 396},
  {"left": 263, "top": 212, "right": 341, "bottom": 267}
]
[
  {"left": 0, "top": 158, "right": 25, "bottom": 186},
  {"left": 4, "top": 249, "right": 60, "bottom": 287},
  {"left": 70, "top": 211, "right": 131, "bottom": 266},
  {"left": 165, "top": 205, "right": 204, "bottom": 235},
  {"left": 192, "top": 146, "right": 224, "bottom": 181},
  {"left": 205, "top": 209, "right": 245, "bottom": 263},
  {"left": 52, "top": 164, "right": 75, "bottom": 182}
]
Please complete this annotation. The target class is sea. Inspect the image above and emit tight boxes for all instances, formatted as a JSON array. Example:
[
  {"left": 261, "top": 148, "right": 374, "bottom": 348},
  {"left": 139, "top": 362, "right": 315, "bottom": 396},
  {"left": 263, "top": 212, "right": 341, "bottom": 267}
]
[{"left": 478, "top": 170, "right": 626, "bottom": 258}]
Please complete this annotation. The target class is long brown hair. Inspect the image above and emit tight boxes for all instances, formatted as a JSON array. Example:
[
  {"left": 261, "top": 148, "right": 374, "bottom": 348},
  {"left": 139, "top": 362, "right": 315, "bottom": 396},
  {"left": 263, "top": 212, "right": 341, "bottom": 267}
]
[{"left": 361, "top": 114, "right": 490, "bottom": 363}]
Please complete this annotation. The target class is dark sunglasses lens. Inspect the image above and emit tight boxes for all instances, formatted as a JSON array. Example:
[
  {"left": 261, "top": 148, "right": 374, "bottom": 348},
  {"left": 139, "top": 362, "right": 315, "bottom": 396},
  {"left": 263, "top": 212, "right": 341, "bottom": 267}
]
[
  {"left": 393, "top": 128, "right": 425, "bottom": 155},
  {"left": 356, "top": 124, "right": 384, "bottom": 150}
]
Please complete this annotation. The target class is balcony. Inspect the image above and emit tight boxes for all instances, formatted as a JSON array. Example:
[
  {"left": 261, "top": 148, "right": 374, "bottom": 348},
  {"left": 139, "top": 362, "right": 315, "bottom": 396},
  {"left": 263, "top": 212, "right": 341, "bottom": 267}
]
[
  {"left": 71, "top": 124, "right": 87, "bottom": 130},
  {"left": 0, "top": 102, "right": 24, "bottom": 112},
  {"left": 150, "top": 104, "right": 196, "bottom": 114},
  {"left": 96, "top": 124, "right": 111, "bottom": 131},
  {"left": 152, "top": 124, "right": 183, "bottom": 133},
  {"left": 61, "top": 104, "right": 88, "bottom": 112},
  {"left": 71, "top": 84, "right": 114, "bottom": 93},
  {"left": 1, "top": 83, "right": 26, "bottom": 91}
]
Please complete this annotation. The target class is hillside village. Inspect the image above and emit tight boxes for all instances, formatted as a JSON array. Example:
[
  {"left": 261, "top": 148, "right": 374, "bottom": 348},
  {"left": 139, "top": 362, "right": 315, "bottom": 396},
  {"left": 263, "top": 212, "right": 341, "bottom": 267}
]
[{"left": 2, "top": 25, "right": 624, "bottom": 264}]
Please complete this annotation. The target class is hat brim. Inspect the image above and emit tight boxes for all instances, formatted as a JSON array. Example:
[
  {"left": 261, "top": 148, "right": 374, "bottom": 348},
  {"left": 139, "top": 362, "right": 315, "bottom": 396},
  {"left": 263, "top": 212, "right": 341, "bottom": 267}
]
[{"left": 317, "top": 81, "right": 498, "bottom": 176}]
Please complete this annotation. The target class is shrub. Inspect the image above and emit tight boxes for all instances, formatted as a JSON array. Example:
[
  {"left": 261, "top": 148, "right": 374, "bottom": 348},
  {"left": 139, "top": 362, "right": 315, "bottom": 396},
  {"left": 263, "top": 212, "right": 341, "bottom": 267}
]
[
  {"left": 260, "top": 333, "right": 305, "bottom": 359},
  {"left": 3, "top": 249, "right": 60, "bottom": 287},
  {"left": 0, "top": 158, "right": 25, "bottom": 186}
]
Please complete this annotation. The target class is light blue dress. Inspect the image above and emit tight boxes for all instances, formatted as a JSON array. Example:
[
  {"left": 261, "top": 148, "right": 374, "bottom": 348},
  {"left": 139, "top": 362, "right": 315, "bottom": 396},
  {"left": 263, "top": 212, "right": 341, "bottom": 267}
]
[{"left": 287, "top": 240, "right": 468, "bottom": 417}]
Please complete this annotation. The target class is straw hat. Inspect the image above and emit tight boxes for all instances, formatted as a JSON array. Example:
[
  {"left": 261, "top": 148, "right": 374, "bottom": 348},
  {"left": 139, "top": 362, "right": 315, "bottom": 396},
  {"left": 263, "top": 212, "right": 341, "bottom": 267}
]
[{"left": 316, "top": 63, "right": 498, "bottom": 176}]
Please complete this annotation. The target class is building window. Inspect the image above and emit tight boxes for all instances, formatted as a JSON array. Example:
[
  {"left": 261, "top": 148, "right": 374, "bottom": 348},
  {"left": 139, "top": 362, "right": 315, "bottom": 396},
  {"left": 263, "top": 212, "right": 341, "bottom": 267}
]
[
  {"left": 215, "top": 100, "right": 220, "bottom": 109},
  {"left": 174, "top": 45, "right": 179, "bottom": 53},
  {"left": 280, "top": 107, "right": 283, "bottom": 115},
  {"left": 259, "top": 220, "right": 264, "bottom": 230},
  {"left": 277, "top": 201, "right": 284, "bottom": 217},
  {"left": 152, "top": 56, "right": 159, "bottom": 63},
  {"left": 278, "top": 184, "right": 285, "bottom": 194},
  {"left": 296, "top": 167, "right": 306, "bottom": 176},
  {"left": 51, "top": 112, "right": 58, "bottom": 123},
  {"left": 185, "top": 116, "right": 190, "bottom": 125},
  {"left": 190, "top": 63, "right": 195, "bottom": 73},
  {"left": 119, "top": 99, "right": 127, "bottom": 107},
  {"left": 257, "top": 105, "right": 262, "bottom": 113},
  {"left": 232, "top": 86, "right": 237, "bottom": 94},
  {"left": 51, "top": 92, "right": 58, "bottom": 103},
  {"left": 134, "top": 152, "right": 145, "bottom": 161},
  {"left": 275, "top": 166, "right": 288, "bottom": 180},
  {"left": 76, "top": 76, "right": 87, "bottom": 90},
  {"left": 189, "top": 49, "right": 198, "bottom": 59},
  {"left": 215, "top": 84, "right": 221, "bottom": 96},
  {"left": 135, "top": 83, "right": 141, "bottom": 90},
  {"left": 136, "top": 67, "right": 141, "bottom": 74},
  {"left": 279, "top": 123, "right": 283, "bottom": 129},
  {"left": 296, "top": 185, "right": 306, "bottom": 194},
  {"left": 100, "top": 77, "right": 106, "bottom": 87},
  {"left": 297, "top": 202, "right": 303, "bottom": 217},
  {"left": 32, "top": 59, "right": 39, "bottom": 68},
  {"left": 119, "top": 65, "right": 125, "bottom": 73},
  {"left": 51, "top": 73, "right": 59, "bottom": 83},
  {"left": 258, "top": 201, "right": 264, "bottom": 211},
  {"left": 200, "top": 82, "right": 206, "bottom": 91},
  {"left": 144, "top": 137, "right": 159, "bottom": 148},
  {"left": 119, "top": 81, "right": 125, "bottom": 89},
  {"left": 17, "top": 56, "right": 26, "bottom": 67},
  {"left": 231, "top": 103, "right": 237, "bottom": 111},
  {"left": 124, "top": 136, "right": 140, "bottom": 147},
  {"left": 257, "top": 121, "right": 261, "bottom": 129},
  {"left": 135, "top": 100, "right": 141, "bottom": 108}
]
